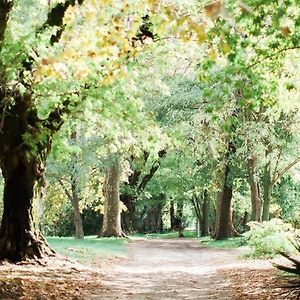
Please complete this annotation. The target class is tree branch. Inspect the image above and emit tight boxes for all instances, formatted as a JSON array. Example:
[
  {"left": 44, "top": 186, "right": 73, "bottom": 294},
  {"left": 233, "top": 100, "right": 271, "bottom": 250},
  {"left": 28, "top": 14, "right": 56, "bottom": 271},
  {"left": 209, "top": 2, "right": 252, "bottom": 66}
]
[
  {"left": 40, "top": 0, "right": 84, "bottom": 45},
  {"left": 41, "top": 103, "right": 68, "bottom": 133},
  {"left": 246, "top": 46, "right": 300, "bottom": 70},
  {"left": 127, "top": 151, "right": 149, "bottom": 188},
  {"left": 22, "top": 0, "right": 85, "bottom": 71},
  {"left": 0, "top": 0, "right": 13, "bottom": 49},
  {"left": 272, "top": 156, "right": 300, "bottom": 186},
  {"left": 58, "top": 179, "right": 73, "bottom": 203},
  {"left": 137, "top": 149, "right": 167, "bottom": 192}
]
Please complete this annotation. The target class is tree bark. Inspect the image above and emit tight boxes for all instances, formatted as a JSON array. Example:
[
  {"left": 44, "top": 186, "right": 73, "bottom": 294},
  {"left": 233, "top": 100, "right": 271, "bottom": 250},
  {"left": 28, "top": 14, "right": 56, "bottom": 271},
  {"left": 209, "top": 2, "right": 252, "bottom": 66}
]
[
  {"left": 71, "top": 182, "right": 84, "bottom": 239},
  {"left": 120, "top": 194, "right": 136, "bottom": 233},
  {"left": 215, "top": 143, "right": 239, "bottom": 240},
  {"left": 0, "top": 94, "right": 57, "bottom": 261},
  {"left": 101, "top": 157, "right": 123, "bottom": 237},
  {"left": 59, "top": 178, "right": 84, "bottom": 239},
  {"left": 190, "top": 192, "right": 209, "bottom": 237},
  {"left": 0, "top": 0, "right": 12, "bottom": 48},
  {"left": 177, "top": 202, "right": 184, "bottom": 237},
  {"left": 190, "top": 195, "right": 202, "bottom": 233},
  {"left": 262, "top": 160, "right": 271, "bottom": 221},
  {"left": 215, "top": 163, "right": 233, "bottom": 240},
  {"left": 0, "top": 153, "right": 54, "bottom": 261},
  {"left": 145, "top": 193, "right": 164, "bottom": 233},
  {"left": 201, "top": 190, "right": 210, "bottom": 237},
  {"left": 69, "top": 131, "right": 84, "bottom": 239},
  {"left": 170, "top": 201, "right": 175, "bottom": 230},
  {"left": 0, "top": 0, "right": 84, "bottom": 262},
  {"left": 247, "top": 157, "right": 262, "bottom": 222},
  {"left": 145, "top": 205, "right": 163, "bottom": 233}
]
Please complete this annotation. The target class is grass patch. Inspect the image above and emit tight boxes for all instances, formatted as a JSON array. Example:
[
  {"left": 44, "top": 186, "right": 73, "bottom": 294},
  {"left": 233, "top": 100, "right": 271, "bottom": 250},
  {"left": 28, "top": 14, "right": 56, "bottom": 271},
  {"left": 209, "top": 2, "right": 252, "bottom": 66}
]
[
  {"left": 47, "top": 236, "right": 128, "bottom": 265},
  {"left": 199, "top": 237, "right": 246, "bottom": 249},
  {"left": 132, "top": 230, "right": 197, "bottom": 239}
]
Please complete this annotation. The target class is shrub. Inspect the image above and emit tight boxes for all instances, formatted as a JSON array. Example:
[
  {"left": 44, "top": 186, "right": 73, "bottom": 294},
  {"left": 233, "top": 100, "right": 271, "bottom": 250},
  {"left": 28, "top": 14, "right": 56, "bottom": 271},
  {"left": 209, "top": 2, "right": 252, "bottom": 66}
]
[{"left": 244, "top": 218, "right": 299, "bottom": 258}]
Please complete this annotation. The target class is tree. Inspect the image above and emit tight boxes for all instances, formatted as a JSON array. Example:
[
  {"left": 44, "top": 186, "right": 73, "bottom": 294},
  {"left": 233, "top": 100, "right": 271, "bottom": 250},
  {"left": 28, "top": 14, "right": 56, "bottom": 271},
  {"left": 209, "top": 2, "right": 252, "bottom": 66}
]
[
  {"left": 101, "top": 155, "right": 123, "bottom": 237},
  {"left": 0, "top": 0, "right": 188, "bottom": 261},
  {"left": 46, "top": 123, "right": 105, "bottom": 239},
  {"left": 0, "top": 0, "right": 83, "bottom": 261},
  {"left": 121, "top": 148, "right": 167, "bottom": 233}
]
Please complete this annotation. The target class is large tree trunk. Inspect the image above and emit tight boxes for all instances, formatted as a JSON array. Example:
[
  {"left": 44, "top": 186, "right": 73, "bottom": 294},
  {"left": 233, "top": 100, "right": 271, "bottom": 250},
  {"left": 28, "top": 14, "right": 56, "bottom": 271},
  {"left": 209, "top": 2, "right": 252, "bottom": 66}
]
[
  {"left": 0, "top": 95, "right": 56, "bottom": 262},
  {"left": 215, "top": 163, "right": 234, "bottom": 240},
  {"left": 262, "top": 160, "right": 272, "bottom": 221},
  {"left": 247, "top": 157, "right": 262, "bottom": 222},
  {"left": 215, "top": 143, "right": 239, "bottom": 240},
  {"left": 0, "top": 1, "right": 83, "bottom": 262},
  {"left": 0, "top": 154, "right": 54, "bottom": 261},
  {"left": 101, "top": 157, "right": 122, "bottom": 237}
]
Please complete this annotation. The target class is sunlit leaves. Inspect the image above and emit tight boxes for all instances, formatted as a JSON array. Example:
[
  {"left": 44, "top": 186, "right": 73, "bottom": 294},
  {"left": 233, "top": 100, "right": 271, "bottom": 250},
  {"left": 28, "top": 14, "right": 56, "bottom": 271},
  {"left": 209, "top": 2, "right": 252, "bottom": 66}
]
[
  {"left": 280, "top": 26, "right": 291, "bottom": 37},
  {"left": 204, "top": 1, "right": 222, "bottom": 20},
  {"left": 219, "top": 40, "right": 231, "bottom": 54}
]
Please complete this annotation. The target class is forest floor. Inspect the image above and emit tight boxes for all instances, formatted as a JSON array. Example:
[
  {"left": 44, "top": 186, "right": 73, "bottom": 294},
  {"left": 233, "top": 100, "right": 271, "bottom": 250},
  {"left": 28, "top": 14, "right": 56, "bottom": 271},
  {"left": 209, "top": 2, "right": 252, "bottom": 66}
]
[{"left": 0, "top": 238, "right": 294, "bottom": 299}]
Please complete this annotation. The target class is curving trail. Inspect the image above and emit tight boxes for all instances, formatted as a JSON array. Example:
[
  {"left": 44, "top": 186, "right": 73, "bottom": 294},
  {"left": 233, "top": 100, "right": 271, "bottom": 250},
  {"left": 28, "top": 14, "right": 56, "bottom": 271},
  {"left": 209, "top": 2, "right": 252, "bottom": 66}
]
[{"left": 89, "top": 238, "right": 272, "bottom": 300}]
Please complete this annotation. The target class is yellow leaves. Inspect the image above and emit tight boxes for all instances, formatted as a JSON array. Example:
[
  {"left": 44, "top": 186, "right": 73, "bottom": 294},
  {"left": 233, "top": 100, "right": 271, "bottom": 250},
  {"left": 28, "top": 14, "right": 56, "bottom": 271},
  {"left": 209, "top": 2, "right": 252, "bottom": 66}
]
[
  {"left": 219, "top": 41, "right": 231, "bottom": 54},
  {"left": 205, "top": 38, "right": 231, "bottom": 61},
  {"left": 86, "top": 11, "right": 95, "bottom": 21},
  {"left": 179, "top": 29, "right": 192, "bottom": 42},
  {"left": 102, "top": 75, "right": 115, "bottom": 87},
  {"left": 34, "top": 60, "right": 71, "bottom": 82},
  {"left": 204, "top": 1, "right": 222, "bottom": 20},
  {"left": 176, "top": 15, "right": 189, "bottom": 27},
  {"left": 280, "top": 26, "right": 291, "bottom": 37},
  {"left": 63, "top": 5, "right": 77, "bottom": 25},
  {"left": 208, "top": 49, "right": 217, "bottom": 60},
  {"left": 101, "top": 0, "right": 112, "bottom": 5},
  {"left": 178, "top": 20, "right": 206, "bottom": 44},
  {"left": 193, "top": 24, "right": 206, "bottom": 44},
  {"left": 102, "top": 65, "right": 128, "bottom": 87}
]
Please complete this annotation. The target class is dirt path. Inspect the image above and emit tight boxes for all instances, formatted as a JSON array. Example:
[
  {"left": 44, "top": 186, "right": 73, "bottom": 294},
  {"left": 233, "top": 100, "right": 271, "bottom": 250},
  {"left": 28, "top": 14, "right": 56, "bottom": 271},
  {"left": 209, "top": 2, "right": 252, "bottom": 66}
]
[
  {"left": 0, "top": 238, "right": 287, "bottom": 299},
  {"left": 88, "top": 238, "right": 274, "bottom": 300}
]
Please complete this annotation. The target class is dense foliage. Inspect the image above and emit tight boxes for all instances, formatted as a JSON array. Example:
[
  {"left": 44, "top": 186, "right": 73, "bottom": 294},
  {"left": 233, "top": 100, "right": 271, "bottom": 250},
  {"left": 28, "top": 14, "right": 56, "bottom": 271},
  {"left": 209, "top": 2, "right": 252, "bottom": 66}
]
[{"left": 0, "top": 0, "right": 299, "bottom": 264}]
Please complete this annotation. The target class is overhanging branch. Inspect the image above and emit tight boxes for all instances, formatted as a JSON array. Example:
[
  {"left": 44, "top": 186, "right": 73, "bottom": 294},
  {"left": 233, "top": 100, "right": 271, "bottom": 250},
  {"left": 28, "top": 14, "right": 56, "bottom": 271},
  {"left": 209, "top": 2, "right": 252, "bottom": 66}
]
[
  {"left": 0, "top": 0, "right": 13, "bottom": 50},
  {"left": 137, "top": 149, "right": 167, "bottom": 192},
  {"left": 272, "top": 156, "right": 300, "bottom": 186},
  {"left": 23, "top": 0, "right": 85, "bottom": 71},
  {"left": 246, "top": 46, "right": 300, "bottom": 70},
  {"left": 40, "top": 0, "right": 84, "bottom": 45}
]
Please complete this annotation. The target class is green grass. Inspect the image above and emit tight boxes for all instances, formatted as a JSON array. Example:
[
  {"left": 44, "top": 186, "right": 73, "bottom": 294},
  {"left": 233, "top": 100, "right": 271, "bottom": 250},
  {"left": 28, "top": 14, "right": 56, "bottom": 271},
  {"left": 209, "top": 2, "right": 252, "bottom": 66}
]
[
  {"left": 47, "top": 236, "right": 128, "bottom": 265},
  {"left": 132, "top": 230, "right": 197, "bottom": 239},
  {"left": 134, "top": 231, "right": 246, "bottom": 248},
  {"left": 199, "top": 237, "right": 247, "bottom": 249},
  {"left": 46, "top": 233, "right": 245, "bottom": 266}
]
